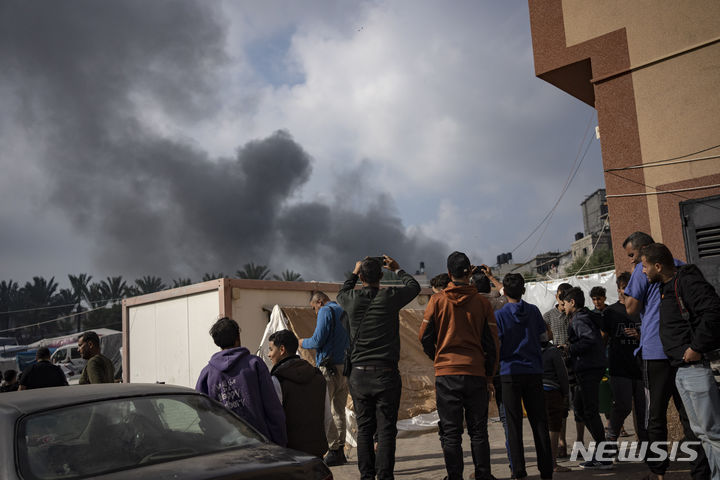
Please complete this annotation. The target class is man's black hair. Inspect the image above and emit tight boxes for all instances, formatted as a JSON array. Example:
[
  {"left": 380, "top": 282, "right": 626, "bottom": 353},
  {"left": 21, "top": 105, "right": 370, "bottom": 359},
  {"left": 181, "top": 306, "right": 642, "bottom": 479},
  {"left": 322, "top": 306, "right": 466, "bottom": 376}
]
[
  {"left": 564, "top": 287, "right": 585, "bottom": 309},
  {"left": 360, "top": 257, "right": 383, "bottom": 284},
  {"left": 503, "top": 273, "right": 525, "bottom": 300},
  {"left": 589, "top": 286, "right": 606, "bottom": 298},
  {"left": 641, "top": 243, "right": 675, "bottom": 269},
  {"left": 268, "top": 329, "right": 299, "bottom": 355},
  {"left": 556, "top": 282, "right": 573, "bottom": 300},
  {"left": 36, "top": 347, "right": 51, "bottom": 360},
  {"left": 430, "top": 273, "right": 450, "bottom": 290},
  {"left": 78, "top": 331, "right": 100, "bottom": 347},
  {"left": 209, "top": 317, "right": 240, "bottom": 349},
  {"left": 473, "top": 274, "right": 491, "bottom": 294},
  {"left": 447, "top": 251, "right": 471, "bottom": 278},
  {"left": 623, "top": 231, "right": 655, "bottom": 249},
  {"left": 3, "top": 369, "right": 16, "bottom": 383},
  {"left": 616, "top": 271, "right": 631, "bottom": 288}
]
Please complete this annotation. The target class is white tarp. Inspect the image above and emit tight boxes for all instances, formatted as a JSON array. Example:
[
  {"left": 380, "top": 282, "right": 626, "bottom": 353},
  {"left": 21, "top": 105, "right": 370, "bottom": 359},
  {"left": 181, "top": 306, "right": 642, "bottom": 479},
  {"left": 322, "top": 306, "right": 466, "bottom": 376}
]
[
  {"left": 256, "top": 305, "right": 289, "bottom": 370},
  {"left": 522, "top": 270, "right": 618, "bottom": 314}
]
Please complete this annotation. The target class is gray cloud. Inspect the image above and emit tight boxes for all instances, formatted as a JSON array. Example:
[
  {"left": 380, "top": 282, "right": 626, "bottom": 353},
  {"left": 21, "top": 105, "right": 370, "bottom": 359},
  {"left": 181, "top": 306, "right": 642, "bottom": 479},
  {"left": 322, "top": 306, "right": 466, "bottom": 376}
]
[{"left": 0, "top": 0, "right": 446, "bottom": 281}]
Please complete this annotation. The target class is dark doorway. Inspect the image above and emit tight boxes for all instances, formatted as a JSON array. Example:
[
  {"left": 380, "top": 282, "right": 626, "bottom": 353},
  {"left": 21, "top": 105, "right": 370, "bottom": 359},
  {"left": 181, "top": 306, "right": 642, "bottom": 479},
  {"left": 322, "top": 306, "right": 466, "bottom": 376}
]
[{"left": 680, "top": 194, "right": 720, "bottom": 292}]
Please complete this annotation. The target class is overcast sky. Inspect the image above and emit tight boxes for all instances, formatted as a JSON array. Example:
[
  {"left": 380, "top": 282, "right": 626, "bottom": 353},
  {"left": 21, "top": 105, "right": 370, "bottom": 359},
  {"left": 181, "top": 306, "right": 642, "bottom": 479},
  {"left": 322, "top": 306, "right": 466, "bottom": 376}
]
[{"left": 0, "top": 0, "right": 603, "bottom": 285}]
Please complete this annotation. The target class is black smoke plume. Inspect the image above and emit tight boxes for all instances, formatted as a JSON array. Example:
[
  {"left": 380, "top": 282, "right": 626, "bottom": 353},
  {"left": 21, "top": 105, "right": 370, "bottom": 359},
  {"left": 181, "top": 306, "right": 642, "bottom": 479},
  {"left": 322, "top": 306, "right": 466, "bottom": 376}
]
[{"left": 0, "top": 1, "right": 447, "bottom": 280}]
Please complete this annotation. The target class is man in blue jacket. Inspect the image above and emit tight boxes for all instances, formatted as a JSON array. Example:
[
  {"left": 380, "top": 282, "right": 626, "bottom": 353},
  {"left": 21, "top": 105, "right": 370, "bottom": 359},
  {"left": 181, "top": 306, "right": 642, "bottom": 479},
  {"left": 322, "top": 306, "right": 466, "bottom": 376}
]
[
  {"left": 560, "top": 287, "right": 609, "bottom": 470},
  {"left": 300, "top": 291, "right": 349, "bottom": 466},
  {"left": 196, "top": 317, "right": 287, "bottom": 446}
]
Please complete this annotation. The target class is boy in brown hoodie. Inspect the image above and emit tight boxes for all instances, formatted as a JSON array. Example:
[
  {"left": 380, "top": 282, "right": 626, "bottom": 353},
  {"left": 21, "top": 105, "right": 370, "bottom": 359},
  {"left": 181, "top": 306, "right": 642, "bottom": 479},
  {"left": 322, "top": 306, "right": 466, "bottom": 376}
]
[{"left": 419, "top": 251, "right": 499, "bottom": 480}]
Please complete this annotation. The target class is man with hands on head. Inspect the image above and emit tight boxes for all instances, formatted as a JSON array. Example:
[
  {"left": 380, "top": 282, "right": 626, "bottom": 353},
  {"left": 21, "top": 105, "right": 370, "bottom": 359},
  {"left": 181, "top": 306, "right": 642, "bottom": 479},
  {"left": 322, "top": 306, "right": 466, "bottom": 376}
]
[{"left": 336, "top": 254, "right": 420, "bottom": 480}]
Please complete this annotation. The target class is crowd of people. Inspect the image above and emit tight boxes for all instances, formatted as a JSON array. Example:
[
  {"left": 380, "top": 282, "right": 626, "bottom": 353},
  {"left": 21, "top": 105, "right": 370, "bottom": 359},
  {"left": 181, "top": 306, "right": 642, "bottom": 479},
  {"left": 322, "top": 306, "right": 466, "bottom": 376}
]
[
  {"left": 0, "top": 331, "right": 117, "bottom": 392},
  {"left": 35, "top": 230, "right": 697, "bottom": 480}
]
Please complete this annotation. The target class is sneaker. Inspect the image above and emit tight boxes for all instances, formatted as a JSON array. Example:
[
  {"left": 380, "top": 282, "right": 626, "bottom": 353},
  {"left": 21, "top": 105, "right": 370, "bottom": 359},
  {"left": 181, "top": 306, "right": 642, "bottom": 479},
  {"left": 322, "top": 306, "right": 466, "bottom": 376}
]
[
  {"left": 579, "top": 460, "right": 613, "bottom": 470},
  {"left": 323, "top": 448, "right": 347, "bottom": 466}
]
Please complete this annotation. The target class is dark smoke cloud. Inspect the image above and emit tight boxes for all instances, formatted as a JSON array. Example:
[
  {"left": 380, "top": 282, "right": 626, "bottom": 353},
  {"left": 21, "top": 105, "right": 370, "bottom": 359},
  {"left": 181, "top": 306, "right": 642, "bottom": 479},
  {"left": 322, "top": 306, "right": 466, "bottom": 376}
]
[{"left": 0, "top": 1, "right": 447, "bottom": 280}]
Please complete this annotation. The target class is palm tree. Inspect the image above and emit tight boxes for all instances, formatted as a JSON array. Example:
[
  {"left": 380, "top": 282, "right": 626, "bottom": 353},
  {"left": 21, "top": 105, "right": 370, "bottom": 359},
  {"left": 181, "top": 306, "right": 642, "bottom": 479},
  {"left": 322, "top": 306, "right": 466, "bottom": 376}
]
[
  {"left": 272, "top": 270, "right": 303, "bottom": 282},
  {"left": 68, "top": 274, "right": 93, "bottom": 312},
  {"left": 201, "top": 272, "right": 225, "bottom": 281},
  {"left": 99, "top": 276, "right": 128, "bottom": 304},
  {"left": 22, "top": 276, "right": 59, "bottom": 307},
  {"left": 236, "top": 263, "right": 271, "bottom": 280},
  {"left": 0, "top": 280, "right": 20, "bottom": 331},
  {"left": 134, "top": 276, "right": 167, "bottom": 294},
  {"left": 172, "top": 278, "right": 193, "bottom": 288}
]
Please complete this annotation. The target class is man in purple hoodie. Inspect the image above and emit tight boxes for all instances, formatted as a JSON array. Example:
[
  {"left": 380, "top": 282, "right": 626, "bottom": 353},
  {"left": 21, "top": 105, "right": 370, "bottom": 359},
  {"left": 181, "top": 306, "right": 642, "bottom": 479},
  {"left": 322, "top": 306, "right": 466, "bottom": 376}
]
[{"left": 196, "top": 317, "right": 287, "bottom": 446}]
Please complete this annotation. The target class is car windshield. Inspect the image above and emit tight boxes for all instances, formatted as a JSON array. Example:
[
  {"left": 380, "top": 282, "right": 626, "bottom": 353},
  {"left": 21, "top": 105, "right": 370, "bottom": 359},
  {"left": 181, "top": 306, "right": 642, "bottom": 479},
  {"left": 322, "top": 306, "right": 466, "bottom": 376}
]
[{"left": 17, "top": 394, "right": 264, "bottom": 479}]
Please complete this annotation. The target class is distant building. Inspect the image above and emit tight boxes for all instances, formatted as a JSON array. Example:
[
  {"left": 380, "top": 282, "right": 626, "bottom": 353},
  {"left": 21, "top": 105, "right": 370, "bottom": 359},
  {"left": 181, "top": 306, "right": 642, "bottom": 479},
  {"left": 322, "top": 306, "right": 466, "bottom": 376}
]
[
  {"left": 581, "top": 189, "right": 608, "bottom": 236},
  {"left": 572, "top": 188, "right": 612, "bottom": 260}
]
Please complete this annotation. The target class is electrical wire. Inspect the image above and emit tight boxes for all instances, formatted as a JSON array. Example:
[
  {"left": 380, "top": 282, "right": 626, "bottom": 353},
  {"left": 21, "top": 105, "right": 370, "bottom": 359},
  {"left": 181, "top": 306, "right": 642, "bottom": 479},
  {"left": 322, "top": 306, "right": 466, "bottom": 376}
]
[
  {"left": 605, "top": 142, "right": 720, "bottom": 172},
  {"left": 571, "top": 219, "right": 610, "bottom": 280},
  {"left": 510, "top": 111, "right": 597, "bottom": 255},
  {"left": 606, "top": 170, "right": 720, "bottom": 211},
  {"left": 605, "top": 153, "right": 720, "bottom": 172},
  {"left": 0, "top": 297, "right": 122, "bottom": 315},
  {"left": 0, "top": 305, "right": 109, "bottom": 334}
]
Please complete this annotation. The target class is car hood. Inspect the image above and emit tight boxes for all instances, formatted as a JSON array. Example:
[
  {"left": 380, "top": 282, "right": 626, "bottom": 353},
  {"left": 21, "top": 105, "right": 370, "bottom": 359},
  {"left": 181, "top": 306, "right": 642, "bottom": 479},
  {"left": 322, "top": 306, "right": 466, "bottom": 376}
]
[{"left": 95, "top": 443, "right": 329, "bottom": 480}]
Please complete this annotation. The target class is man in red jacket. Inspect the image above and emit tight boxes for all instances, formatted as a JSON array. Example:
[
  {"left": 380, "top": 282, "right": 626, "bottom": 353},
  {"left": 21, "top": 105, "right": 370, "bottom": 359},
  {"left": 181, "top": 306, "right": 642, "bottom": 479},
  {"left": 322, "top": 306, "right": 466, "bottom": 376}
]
[{"left": 419, "top": 251, "right": 499, "bottom": 480}]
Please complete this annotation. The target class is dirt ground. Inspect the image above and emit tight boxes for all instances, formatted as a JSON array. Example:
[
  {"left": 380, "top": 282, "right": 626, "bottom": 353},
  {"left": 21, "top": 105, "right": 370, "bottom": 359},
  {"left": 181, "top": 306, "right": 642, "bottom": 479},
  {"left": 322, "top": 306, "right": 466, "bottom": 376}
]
[{"left": 329, "top": 416, "right": 693, "bottom": 480}]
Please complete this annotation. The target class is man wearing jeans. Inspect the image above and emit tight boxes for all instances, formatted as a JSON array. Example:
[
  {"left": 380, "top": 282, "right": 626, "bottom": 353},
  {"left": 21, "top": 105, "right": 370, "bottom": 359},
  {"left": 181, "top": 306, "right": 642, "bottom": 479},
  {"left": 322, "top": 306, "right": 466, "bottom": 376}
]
[
  {"left": 642, "top": 243, "right": 720, "bottom": 478},
  {"left": 337, "top": 255, "right": 420, "bottom": 480},
  {"left": 624, "top": 232, "right": 709, "bottom": 480},
  {"left": 420, "top": 252, "right": 499, "bottom": 480}
]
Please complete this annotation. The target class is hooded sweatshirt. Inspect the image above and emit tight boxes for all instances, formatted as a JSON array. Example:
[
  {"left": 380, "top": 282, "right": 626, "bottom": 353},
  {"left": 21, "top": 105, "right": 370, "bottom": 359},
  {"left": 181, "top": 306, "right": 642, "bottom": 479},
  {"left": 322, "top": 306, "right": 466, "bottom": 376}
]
[
  {"left": 271, "top": 356, "right": 328, "bottom": 457},
  {"left": 495, "top": 300, "right": 546, "bottom": 376},
  {"left": 196, "top": 346, "right": 287, "bottom": 446},
  {"left": 419, "top": 282, "right": 498, "bottom": 377}
]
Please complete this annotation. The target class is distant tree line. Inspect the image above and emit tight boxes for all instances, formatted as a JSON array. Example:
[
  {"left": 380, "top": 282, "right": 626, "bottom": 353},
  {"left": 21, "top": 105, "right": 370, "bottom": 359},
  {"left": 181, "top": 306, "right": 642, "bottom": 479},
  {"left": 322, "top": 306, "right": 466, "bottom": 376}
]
[{"left": 0, "top": 264, "right": 303, "bottom": 344}]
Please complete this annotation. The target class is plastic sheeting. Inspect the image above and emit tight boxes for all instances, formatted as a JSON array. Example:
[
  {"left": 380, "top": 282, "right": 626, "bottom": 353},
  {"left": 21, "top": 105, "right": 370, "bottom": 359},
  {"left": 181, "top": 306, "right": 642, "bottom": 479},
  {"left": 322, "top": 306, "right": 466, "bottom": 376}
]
[
  {"left": 256, "top": 305, "right": 289, "bottom": 370},
  {"left": 522, "top": 270, "right": 618, "bottom": 314}
]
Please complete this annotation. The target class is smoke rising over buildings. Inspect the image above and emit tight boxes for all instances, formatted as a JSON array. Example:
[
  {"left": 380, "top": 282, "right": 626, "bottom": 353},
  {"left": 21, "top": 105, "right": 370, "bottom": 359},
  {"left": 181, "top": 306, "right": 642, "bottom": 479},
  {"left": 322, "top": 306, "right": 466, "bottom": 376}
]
[{"left": 0, "top": 1, "right": 446, "bottom": 280}]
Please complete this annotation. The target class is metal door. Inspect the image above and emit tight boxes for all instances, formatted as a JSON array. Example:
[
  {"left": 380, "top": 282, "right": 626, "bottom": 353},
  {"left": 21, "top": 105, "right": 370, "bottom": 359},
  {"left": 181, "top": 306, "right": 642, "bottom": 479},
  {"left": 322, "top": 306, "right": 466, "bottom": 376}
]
[{"left": 680, "top": 194, "right": 720, "bottom": 292}]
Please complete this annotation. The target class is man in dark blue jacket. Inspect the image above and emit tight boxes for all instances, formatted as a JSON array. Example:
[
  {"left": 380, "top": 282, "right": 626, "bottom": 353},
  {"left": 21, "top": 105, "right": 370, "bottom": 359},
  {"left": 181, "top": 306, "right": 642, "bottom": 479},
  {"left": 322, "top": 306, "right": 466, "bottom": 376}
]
[
  {"left": 300, "top": 291, "right": 349, "bottom": 466},
  {"left": 495, "top": 273, "right": 553, "bottom": 480},
  {"left": 560, "top": 287, "right": 609, "bottom": 470}
]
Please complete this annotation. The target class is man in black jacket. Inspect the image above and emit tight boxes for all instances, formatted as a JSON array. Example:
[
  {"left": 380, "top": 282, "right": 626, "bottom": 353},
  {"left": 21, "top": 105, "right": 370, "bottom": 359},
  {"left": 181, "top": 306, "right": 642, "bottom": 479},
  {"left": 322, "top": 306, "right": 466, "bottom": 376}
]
[
  {"left": 268, "top": 329, "right": 329, "bottom": 458},
  {"left": 336, "top": 255, "right": 420, "bottom": 480},
  {"left": 642, "top": 243, "right": 720, "bottom": 477},
  {"left": 18, "top": 347, "right": 68, "bottom": 390},
  {"left": 560, "top": 287, "right": 610, "bottom": 470}
]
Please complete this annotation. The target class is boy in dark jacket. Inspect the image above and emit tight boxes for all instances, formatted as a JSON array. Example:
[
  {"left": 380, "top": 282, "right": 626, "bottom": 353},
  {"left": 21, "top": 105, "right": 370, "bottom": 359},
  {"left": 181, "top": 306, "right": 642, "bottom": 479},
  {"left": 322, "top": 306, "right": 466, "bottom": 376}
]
[
  {"left": 495, "top": 273, "right": 553, "bottom": 480},
  {"left": 542, "top": 336, "right": 570, "bottom": 473},
  {"left": 269, "top": 329, "right": 329, "bottom": 458},
  {"left": 560, "top": 287, "right": 610, "bottom": 470},
  {"left": 642, "top": 243, "right": 720, "bottom": 477},
  {"left": 196, "top": 317, "right": 287, "bottom": 446}
]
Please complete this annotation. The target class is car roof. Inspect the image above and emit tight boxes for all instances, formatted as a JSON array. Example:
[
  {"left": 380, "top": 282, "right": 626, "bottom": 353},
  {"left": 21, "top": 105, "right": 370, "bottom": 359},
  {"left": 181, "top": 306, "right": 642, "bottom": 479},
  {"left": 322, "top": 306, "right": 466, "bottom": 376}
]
[{"left": 0, "top": 383, "right": 198, "bottom": 415}]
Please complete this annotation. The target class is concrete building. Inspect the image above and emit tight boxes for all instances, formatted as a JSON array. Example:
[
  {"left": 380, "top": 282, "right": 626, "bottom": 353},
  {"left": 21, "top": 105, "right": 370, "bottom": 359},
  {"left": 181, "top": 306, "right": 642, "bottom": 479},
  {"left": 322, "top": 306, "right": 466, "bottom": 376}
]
[
  {"left": 581, "top": 188, "right": 608, "bottom": 236},
  {"left": 529, "top": 0, "right": 720, "bottom": 287}
]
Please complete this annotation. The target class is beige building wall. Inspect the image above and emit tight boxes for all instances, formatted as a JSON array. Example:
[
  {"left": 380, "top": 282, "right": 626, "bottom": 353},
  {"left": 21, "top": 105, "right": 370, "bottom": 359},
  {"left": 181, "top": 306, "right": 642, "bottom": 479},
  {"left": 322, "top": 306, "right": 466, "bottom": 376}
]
[{"left": 556, "top": 0, "right": 720, "bottom": 248}]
